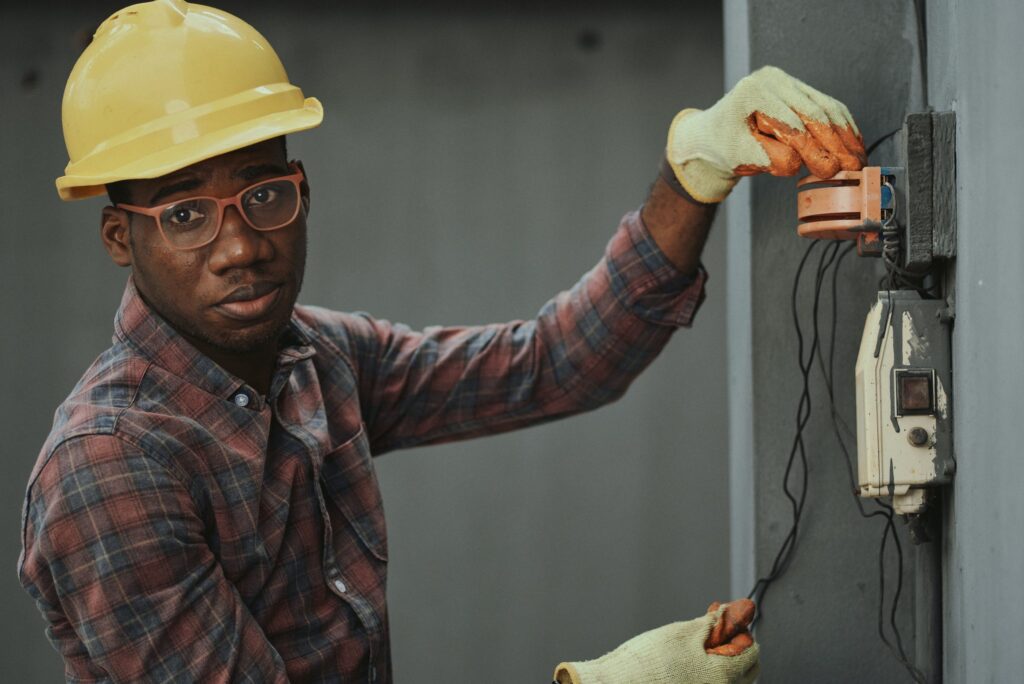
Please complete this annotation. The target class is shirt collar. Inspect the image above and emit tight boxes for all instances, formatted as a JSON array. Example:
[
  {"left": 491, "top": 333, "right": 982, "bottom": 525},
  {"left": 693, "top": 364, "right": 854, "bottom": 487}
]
[{"left": 113, "top": 277, "right": 316, "bottom": 403}]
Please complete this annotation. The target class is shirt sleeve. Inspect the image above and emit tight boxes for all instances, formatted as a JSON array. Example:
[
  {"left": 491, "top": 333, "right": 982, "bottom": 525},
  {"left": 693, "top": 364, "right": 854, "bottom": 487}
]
[
  {"left": 18, "top": 435, "right": 290, "bottom": 683},
  {"left": 329, "top": 209, "right": 707, "bottom": 453}
]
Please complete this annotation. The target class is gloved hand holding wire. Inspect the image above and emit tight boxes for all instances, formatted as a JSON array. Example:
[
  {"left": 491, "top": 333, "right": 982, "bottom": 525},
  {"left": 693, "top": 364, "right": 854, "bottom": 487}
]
[
  {"left": 552, "top": 599, "right": 759, "bottom": 684},
  {"left": 666, "top": 65, "right": 867, "bottom": 203}
]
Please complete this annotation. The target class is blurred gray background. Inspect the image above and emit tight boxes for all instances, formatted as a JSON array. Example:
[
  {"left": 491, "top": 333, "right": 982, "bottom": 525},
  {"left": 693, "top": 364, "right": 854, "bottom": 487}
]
[{"left": 1, "top": 2, "right": 728, "bottom": 681}]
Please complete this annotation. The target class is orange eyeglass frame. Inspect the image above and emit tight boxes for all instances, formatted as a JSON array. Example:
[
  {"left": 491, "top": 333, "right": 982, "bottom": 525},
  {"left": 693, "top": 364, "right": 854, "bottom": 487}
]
[{"left": 117, "top": 164, "right": 306, "bottom": 251}]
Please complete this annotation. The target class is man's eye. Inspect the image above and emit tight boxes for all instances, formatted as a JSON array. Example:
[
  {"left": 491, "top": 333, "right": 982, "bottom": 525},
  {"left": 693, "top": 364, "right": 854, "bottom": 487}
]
[
  {"left": 168, "top": 207, "right": 204, "bottom": 225},
  {"left": 247, "top": 186, "right": 279, "bottom": 206},
  {"left": 161, "top": 202, "right": 207, "bottom": 231}
]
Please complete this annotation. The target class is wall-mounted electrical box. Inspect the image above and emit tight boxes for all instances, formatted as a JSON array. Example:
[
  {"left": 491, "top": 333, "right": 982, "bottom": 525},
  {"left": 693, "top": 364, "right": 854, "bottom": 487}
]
[
  {"left": 794, "top": 111, "right": 958, "bottom": 520},
  {"left": 855, "top": 291, "right": 954, "bottom": 514}
]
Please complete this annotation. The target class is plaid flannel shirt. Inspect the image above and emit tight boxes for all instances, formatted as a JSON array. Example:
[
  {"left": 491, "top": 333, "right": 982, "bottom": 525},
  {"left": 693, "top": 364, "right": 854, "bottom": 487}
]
[{"left": 19, "top": 210, "right": 706, "bottom": 683}]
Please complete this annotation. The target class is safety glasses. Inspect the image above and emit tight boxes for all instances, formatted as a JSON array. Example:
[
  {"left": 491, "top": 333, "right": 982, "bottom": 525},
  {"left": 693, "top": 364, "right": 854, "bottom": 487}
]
[{"left": 118, "top": 164, "right": 306, "bottom": 251}]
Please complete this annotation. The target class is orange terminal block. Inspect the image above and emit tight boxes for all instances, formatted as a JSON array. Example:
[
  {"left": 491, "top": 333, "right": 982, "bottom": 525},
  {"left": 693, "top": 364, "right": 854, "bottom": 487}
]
[{"left": 797, "top": 167, "right": 884, "bottom": 256}]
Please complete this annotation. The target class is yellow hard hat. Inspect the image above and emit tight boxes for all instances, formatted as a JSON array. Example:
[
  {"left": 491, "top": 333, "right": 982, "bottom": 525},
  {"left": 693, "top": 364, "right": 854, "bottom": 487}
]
[{"left": 57, "top": 0, "right": 323, "bottom": 201}]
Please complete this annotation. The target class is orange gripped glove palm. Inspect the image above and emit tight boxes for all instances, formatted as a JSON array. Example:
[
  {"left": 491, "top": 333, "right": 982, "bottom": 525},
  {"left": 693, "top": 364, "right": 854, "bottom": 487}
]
[
  {"left": 553, "top": 599, "right": 759, "bottom": 684},
  {"left": 667, "top": 65, "right": 867, "bottom": 203}
]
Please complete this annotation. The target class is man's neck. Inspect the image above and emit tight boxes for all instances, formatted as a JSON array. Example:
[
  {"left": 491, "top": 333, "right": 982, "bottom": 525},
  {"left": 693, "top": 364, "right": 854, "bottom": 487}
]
[
  {"left": 134, "top": 287, "right": 281, "bottom": 396},
  {"left": 185, "top": 335, "right": 278, "bottom": 396}
]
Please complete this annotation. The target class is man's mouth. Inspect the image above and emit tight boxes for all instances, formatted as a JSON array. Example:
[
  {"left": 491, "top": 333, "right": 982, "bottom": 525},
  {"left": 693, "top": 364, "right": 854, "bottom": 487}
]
[{"left": 214, "top": 282, "right": 283, "bottom": 321}]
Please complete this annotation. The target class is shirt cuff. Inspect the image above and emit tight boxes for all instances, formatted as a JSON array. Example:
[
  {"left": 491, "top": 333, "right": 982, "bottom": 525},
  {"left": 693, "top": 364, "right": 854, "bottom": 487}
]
[{"left": 603, "top": 209, "right": 708, "bottom": 327}]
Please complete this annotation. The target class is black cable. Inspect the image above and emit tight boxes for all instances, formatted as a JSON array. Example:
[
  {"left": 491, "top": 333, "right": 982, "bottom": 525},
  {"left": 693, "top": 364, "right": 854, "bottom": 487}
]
[
  {"left": 747, "top": 240, "right": 840, "bottom": 626},
  {"left": 817, "top": 246, "right": 926, "bottom": 683},
  {"left": 747, "top": 235, "right": 926, "bottom": 682},
  {"left": 865, "top": 129, "right": 939, "bottom": 300},
  {"left": 913, "top": 0, "right": 929, "bottom": 107},
  {"left": 866, "top": 128, "right": 901, "bottom": 158},
  {"left": 746, "top": 241, "right": 819, "bottom": 610},
  {"left": 748, "top": 28, "right": 936, "bottom": 662},
  {"left": 817, "top": 246, "right": 878, "bottom": 507}
]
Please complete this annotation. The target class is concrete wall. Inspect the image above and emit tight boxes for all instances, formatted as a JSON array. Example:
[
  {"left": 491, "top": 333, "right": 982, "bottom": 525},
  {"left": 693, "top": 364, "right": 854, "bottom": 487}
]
[
  {"left": 724, "top": 0, "right": 928, "bottom": 680},
  {"left": 1, "top": 3, "right": 728, "bottom": 681},
  {"left": 728, "top": 0, "right": 1024, "bottom": 681},
  {"left": 925, "top": 1, "right": 1024, "bottom": 681}
]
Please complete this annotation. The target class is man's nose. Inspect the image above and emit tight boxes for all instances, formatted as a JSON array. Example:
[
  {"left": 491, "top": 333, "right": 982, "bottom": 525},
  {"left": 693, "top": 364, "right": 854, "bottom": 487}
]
[{"left": 206, "top": 204, "right": 274, "bottom": 272}]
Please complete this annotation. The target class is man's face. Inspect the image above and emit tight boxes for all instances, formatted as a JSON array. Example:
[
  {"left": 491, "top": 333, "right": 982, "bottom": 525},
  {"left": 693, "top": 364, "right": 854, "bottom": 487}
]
[{"left": 101, "top": 140, "right": 308, "bottom": 358}]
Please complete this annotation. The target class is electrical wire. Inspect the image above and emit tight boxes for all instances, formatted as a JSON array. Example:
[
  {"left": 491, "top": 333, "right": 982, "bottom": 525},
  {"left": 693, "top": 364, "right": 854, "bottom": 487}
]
[
  {"left": 747, "top": 239, "right": 840, "bottom": 624},
  {"left": 866, "top": 128, "right": 901, "bottom": 157},
  {"left": 872, "top": 146, "right": 940, "bottom": 299},
  {"left": 747, "top": 230, "right": 926, "bottom": 681},
  {"left": 817, "top": 246, "right": 927, "bottom": 683},
  {"left": 866, "top": 0, "right": 938, "bottom": 301},
  {"left": 746, "top": 12, "right": 935, "bottom": 665},
  {"left": 869, "top": 0, "right": 930, "bottom": 158},
  {"left": 913, "top": 0, "right": 929, "bottom": 107}
]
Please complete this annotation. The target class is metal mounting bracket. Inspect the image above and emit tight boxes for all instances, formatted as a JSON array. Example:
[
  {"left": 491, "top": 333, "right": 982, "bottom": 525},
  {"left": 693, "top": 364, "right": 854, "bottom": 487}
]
[{"left": 900, "top": 111, "right": 958, "bottom": 270}]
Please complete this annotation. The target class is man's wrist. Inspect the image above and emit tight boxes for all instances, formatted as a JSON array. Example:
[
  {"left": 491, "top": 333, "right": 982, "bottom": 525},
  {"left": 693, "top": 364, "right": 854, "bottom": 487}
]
[
  {"left": 641, "top": 168, "right": 717, "bottom": 277},
  {"left": 658, "top": 157, "right": 716, "bottom": 207}
]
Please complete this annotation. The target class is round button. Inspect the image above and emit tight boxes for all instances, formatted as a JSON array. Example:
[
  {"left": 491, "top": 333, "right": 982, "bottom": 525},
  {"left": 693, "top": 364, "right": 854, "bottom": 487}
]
[
  {"left": 327, "top": 566, "right": 339, "bottom": 578},
  {"left": 907, "top": 427, "right": 929, "bottom": 447},
  {"left": 233, "top": 393, "right": 250, "bottom": 408},
  {"left": 333, "top": 578, "right": 347, "bottom": 593}
]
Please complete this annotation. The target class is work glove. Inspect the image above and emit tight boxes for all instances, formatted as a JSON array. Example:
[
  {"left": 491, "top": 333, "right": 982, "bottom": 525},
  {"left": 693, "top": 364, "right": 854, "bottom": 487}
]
[
  {"left": 666, "top": 65, "right": 866, "bottom": 203},
  {"left": 552, "top": 599, "right": 760, "bottom": 684}
]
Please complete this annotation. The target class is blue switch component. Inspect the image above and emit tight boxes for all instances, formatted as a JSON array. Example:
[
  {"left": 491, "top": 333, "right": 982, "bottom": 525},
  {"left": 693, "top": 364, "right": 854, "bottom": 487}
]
[
  {"left": 880, "top": 182, "right": 893, "bottom": 209},
  {"left": 879, "top": 166, "right": 903, "bottom": 214}
]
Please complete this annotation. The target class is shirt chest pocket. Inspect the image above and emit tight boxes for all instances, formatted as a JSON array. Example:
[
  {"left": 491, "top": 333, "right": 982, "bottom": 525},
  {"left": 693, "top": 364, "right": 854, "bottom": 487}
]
[{"left": 320, "top": 426, "right": 388, "bottom": 562}]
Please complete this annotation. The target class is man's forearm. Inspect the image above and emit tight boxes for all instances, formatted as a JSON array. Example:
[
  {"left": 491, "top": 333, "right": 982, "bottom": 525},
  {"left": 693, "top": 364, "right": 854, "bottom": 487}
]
[
  {"left": 640, "top": 170, "right": 717, "bottom": 277},
  {"left": 345, "top": 203, "right": 707, "bottom": 452}
]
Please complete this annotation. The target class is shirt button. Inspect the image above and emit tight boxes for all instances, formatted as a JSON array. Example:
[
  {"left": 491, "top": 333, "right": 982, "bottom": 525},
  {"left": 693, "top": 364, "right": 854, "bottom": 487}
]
[
  {"left": 327, "top": 566, "right": 339, "bottom": 578},
  {"left": 333, "top": 578, "right": 347, "bottom": 593},
  {"left": 233, "top": 392, "right": 250, "bottom": 408}
]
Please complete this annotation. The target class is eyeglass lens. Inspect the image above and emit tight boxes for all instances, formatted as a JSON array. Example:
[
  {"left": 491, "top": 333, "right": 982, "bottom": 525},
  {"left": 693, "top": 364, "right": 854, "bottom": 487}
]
[{"left": 159, "top": 178, "right": 299, "bottom": 248}]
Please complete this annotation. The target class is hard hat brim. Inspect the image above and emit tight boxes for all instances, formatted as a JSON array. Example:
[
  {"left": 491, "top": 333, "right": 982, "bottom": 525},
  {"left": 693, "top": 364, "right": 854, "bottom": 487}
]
[{"left": 56, "top": 96, "right": 323, "bottom": 201}]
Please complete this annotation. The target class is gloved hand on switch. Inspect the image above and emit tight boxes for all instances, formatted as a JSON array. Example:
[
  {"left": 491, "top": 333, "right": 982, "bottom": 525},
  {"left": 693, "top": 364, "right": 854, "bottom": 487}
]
[
  {"left": 553, "top": 598, "right": 759, "bottom": 684},
  {"left": 666, "top": 65, "right": 867, "bottom": 203}
]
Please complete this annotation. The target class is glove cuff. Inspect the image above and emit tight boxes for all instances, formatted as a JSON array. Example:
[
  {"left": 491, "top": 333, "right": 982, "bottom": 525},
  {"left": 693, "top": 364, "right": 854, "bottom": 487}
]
[
  {"left": 552, "top": 661, "right": 583, "bottom": 684},
  {"left": 666, "top": 108, "right": 738, "bottom": 204},
  {"left": 555, "top": 660, "right": 618, "bottom": 684},
  {"left": 658, "top": 157, "right": 715, "bottom": 206}
]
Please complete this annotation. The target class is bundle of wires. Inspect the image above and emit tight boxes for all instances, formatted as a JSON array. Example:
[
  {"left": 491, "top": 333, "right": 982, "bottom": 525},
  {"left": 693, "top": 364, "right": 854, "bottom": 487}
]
[
  {"left": 745, "top": 3, "right": 933, "bottom": 679},
  {"left": 745, "top": 238, "right": 927, "bottom": 683}
]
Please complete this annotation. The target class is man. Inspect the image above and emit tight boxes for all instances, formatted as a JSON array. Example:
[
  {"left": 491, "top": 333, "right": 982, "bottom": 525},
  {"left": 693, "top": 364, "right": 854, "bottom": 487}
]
[{"left": 19, "top": 1, "right": 865, "bottom": 682}]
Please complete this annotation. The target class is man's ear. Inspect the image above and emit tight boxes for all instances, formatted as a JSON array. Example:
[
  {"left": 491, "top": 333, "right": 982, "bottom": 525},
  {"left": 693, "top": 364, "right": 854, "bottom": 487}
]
[
  {"left": 101, "top": 206, "right": 133, "bottom": 267},
  {"left": 292, "top": 159, "right": 311, "bottom": 215}
]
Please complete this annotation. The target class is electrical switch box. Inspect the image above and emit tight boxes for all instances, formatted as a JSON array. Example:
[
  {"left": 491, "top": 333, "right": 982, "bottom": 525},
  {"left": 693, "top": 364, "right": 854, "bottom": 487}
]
[{"left": 855, "top": 291, "right": 954, "bottom": 514}]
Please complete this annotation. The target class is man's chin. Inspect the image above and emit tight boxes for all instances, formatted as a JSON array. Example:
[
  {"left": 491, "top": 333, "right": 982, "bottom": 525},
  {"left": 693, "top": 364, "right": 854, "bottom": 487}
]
[
  {"left": 208, "top": 317, "right": 292, "bottom": 354},
  {"left": 170, "top": 306, "right": 294, "bottom": 359},
  {"left": 202, "top": 286, "right": 300, "bottom": 354}
]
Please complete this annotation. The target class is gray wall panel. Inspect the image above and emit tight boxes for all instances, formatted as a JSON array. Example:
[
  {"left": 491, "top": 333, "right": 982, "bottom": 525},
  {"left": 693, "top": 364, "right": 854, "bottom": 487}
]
[
  {"left": 926, "top": 0, "right": 1024, "bottom": 681},
  {"left": 725, "top": 0, "right": 925, "bottom": 680},
  {"left": 727, "top": 0, "right": 1024, "bottom": 681}
]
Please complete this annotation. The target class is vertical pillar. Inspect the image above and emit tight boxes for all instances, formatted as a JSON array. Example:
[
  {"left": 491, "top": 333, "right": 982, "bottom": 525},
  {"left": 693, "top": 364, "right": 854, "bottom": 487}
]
[
  {"left": 724, "top": 0, "right": 755, "bottom": 602},
  {"left": 927, "top": 0, "right": 1024, "bottom": 681},
  {"left": 724, "top": 1, "right": 931, "bottom": 680}
]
